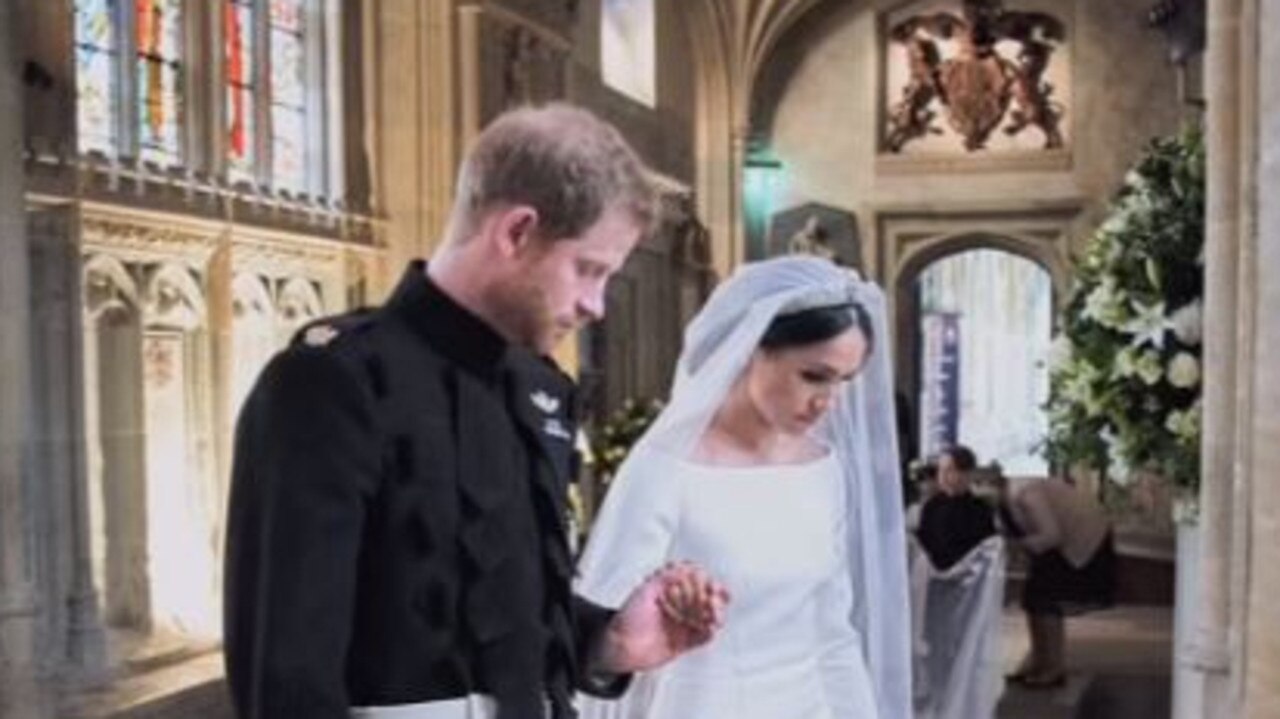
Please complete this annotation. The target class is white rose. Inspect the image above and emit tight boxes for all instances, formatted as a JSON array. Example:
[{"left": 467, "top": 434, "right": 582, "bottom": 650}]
[
  {"left": 1170, "top": 300, "right": 1203, "bottom": 346},
  {"left": 1167, "top": 352, "right": 1201, "bottom": 389}
]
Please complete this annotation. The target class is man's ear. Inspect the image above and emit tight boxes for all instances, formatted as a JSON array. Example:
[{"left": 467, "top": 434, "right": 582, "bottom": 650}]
[{"left": 491, "top": 205, "right": 540, "bottom": 259}]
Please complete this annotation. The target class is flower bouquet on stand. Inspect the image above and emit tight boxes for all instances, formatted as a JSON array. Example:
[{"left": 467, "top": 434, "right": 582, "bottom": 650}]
[{"left": 1043, "top": 125, "right": 1205, "bottom": 524}]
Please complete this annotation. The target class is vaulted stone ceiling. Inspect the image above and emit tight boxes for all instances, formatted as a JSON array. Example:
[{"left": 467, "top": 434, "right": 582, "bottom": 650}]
[{"left": 674, "top": 0, "right": 834, "bottom": 274}]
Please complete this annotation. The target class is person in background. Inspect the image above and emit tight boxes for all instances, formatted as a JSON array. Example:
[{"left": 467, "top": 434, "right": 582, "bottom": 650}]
[
  {"left": 1000, "top": 475, "right": 1116, "bottom": 688},
  {"left": 915, "top": 445, "right": 996, "bottom": 571}
]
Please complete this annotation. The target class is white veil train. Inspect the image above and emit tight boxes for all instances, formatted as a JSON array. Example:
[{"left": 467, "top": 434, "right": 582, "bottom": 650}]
[
  {"left": 910, "top": 536, "right": 1006, "bottom": 719},
  {"left": 576, "top": 257, "right": 912, "bottom": 719}
]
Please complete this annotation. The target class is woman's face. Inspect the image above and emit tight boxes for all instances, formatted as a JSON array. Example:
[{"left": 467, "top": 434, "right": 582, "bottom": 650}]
[
  {"left": 937, "top": 453, "right": 969, "bottom": 495},
  {"left": 743, "top": 328, "right": 869, "bottom": 436}
]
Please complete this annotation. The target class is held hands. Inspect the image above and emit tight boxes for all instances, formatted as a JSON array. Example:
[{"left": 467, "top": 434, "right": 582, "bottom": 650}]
[{"left": 597, "top": 561, "right": 730, "bottom": 674}]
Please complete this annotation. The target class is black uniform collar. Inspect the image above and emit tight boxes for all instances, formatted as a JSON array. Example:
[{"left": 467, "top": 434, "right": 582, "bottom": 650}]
[{"left": 384, "top": 260, "right": 510, "bottom": 372}]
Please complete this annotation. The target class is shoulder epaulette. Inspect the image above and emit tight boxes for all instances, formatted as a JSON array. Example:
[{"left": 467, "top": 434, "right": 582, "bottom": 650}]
[{"left": 292, "top": 307, "right": 377, "bottom": 349}]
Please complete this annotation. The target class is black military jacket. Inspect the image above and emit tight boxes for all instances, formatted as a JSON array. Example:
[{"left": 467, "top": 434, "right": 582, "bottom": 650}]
[{"left": 224, "top": 262, "right": 622, "bottom": 719}]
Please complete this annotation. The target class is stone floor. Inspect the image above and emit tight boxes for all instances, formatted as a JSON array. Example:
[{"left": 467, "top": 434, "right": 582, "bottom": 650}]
[
  {"left": 65, "top": 605, "right": 1174, "bottom": 719},
  {"left": 998, "top": 605, "right": 1173, "bottom": 719},
  {"left": 61, "top": 652, "right": 232, "bottom": 719}
]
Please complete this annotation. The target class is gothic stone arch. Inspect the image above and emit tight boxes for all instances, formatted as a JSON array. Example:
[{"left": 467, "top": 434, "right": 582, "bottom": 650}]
[{"left": 876, "top": 206, "right": 1077, "bottom": 436}]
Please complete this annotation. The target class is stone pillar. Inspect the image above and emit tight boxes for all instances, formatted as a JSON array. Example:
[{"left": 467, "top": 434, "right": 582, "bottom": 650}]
[
  {"left": 27, "top": 208, "right": 108, "bottom": 677},
  {"left": 1188, "top": 0, "right": 1245, "bottom": 712},
  {"left": 0, "top": 0, "right": 51, "bottom": 715},
  {"left": 373, "top": 0, "right": 460, "bottom": 280},
  {"left": 1193, "top": 1, "right": 1280, "bottom": 717},
  {"left": 208, "top": 241, "right": 235, "bottom": 606},
  {"left": 1241, "top": 3, "right": 1280, "bottom": 714}
]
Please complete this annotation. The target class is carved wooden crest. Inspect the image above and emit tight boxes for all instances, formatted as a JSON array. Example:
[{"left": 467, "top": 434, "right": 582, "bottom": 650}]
[
  {"left": 940, "top": 53, "right": 1011, "bottom": 149},
  {"left": 885, "top": 0, "right": 1066, "bottom": 152}
]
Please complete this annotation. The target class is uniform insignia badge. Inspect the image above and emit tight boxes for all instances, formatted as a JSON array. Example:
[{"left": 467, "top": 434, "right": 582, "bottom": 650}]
[
  {"left": 303, "top": 324, "right": 339, "bottom": 347},
  {"left": 530, "top": 390, "right": 560, "bottom": 414},
  {"left": 543, "top": 418, "right": 573, "bottom": 441}
]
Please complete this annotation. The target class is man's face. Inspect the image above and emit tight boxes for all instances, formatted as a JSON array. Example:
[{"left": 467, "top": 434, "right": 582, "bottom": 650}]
[{"left": 495, "top": 206, "right": 643, "bottom": 354}]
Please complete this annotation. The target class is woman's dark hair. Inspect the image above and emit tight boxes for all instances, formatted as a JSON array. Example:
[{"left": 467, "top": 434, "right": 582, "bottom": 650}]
[
  {"left": 759, "top": 302, "right": 875, "bottom": 353},
  {"left": 941, "top": 445, "right": 978, "bottom": 471}
]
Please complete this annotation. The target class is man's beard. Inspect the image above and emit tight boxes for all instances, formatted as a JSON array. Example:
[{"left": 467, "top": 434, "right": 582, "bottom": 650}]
[{"left": 493, "top": 282, "right": 560, "bottom": 351}]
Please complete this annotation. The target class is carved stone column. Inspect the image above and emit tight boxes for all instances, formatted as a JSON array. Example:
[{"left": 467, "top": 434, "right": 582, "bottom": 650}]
[
  {"left": 27, "top": 207, "right": 108, "bottom": 678},
  {"left": 372, "top": 0, "right": 461, "bottom": 275},
  {"left": 1191, "top": 0, "right": 1280, "bottom": 716},
  {"left": 0, "top": 0, "right": 52, "bottom": 714},
  {"left": 1241, "top": 2, "right": 1280, "bottom": 713},
  {"left": 1189, "top": 0, "right": 1250, "bottom": 715}
]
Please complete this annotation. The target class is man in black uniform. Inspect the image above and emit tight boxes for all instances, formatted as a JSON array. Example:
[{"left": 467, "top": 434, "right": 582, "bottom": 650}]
[{"left": 224, "top": 104, "right": 727, "bottom": 719}]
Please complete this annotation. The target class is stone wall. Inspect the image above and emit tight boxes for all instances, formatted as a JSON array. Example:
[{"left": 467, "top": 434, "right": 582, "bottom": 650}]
[
  {"left": 1, "top": 0, "right": 50, "bottom": 715},
  {"left": 760, "top": 0, "right": 1187, "bottom": 280}
]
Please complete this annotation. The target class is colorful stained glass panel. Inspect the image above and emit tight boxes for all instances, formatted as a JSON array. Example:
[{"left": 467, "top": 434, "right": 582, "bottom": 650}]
[
  {"left": 269, "top": 0, "right": 304, "bottom": 34},
  {"left": 77, "top": 0, "right": 117, "bottom": 49},
  {"left": 269, "top": 27, "right": 305, "bottom": 108},
  {"left": 271, "top": 107, "right": 305, "bottom": 190},
  {"left": 136, "top": 0, "right": 184, "bottom": 164},
  {"left": 226, "top": 0, "right": 256, "bottom": 179},
  {"left": 269, "top": 0, "right": 307, "bottom": 189},
  {"left": 75, "top": 0, "right": 118, "bottom": 154},
  {"left": 227, "top": 85, "right": 256, "bottom": 178}
]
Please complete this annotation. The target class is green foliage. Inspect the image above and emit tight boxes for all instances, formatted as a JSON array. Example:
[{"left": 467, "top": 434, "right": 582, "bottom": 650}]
[{"left": 1043, "top": 125, "right": 1205, "bottom": 493}]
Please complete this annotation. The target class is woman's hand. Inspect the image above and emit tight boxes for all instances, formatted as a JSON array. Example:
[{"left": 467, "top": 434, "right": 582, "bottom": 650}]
[{"left": 595, "top": 561, "right": 731, "bottom": 673}]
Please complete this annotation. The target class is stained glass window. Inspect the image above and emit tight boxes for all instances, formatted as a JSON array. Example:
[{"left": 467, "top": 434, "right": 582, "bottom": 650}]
[
  {"left": 226, "top": 0, "right": 256, "bottom": 180},
  {"left": 601, "top": 0, "right": 655, "bottom": 107},
  {"left": 269, "top": 0, "right": 307, "bottom": 190},
  {"left": 75, "top": 0, "right": 119, "bottom": 154},
  {"left": 135, "top": 0, "right": 184, "bottom": 165},
  {"left": 73, "top": 0, "right": 329, "bottom": 186}
]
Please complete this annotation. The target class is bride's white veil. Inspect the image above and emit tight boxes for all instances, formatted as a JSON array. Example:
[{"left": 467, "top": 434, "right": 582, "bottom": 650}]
[{"left": 580, "top": 256, "right": 911, "bottom": 718}]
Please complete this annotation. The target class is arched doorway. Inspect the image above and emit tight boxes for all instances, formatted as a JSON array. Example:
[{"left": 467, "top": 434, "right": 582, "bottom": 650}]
[{"left": 904, "top": 243, "right": 1055, "bottom": 475}]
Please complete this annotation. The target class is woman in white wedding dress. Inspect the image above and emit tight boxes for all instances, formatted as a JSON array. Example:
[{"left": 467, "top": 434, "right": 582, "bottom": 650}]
[{"left": 576, "top": 257, "right": 911, "bottom": 719}]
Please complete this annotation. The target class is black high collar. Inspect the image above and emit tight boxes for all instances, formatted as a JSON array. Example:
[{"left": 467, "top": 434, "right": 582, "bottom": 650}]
[{"left": 383, "top": 260, "right": 510, "bottom": 374}]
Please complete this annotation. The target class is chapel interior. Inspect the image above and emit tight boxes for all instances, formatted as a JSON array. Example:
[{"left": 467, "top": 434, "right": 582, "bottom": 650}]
[{"left": 1, "top": 1, "right": 1277, "bottom": 717}]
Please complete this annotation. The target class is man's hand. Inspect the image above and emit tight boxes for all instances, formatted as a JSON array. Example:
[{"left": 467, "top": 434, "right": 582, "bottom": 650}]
[{"left": 594, "top": 561, "right": 730, "bottom": 674}]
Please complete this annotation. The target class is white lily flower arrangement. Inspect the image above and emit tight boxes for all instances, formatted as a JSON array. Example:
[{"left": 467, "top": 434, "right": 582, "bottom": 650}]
[{"left": 1044, "top": 127, "right": 1205, "bottom": 504}]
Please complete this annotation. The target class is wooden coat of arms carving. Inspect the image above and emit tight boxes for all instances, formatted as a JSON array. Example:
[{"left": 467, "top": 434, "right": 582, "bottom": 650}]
[{"left": 885, "top": 0, "right": 1066, "bottom": 152}]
